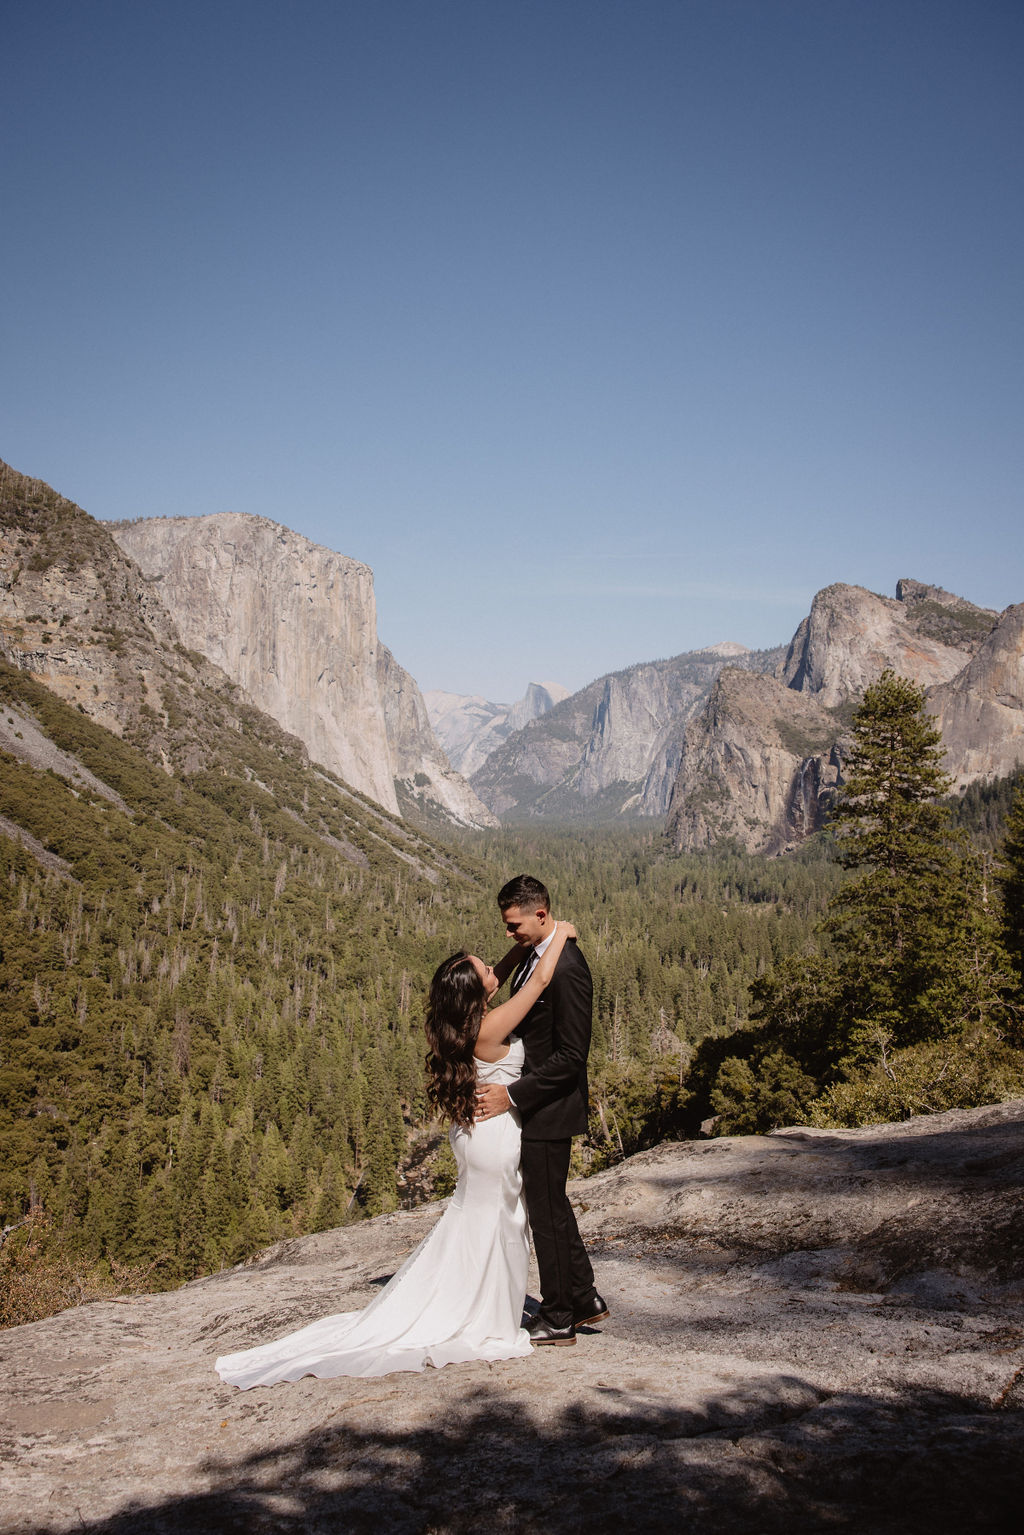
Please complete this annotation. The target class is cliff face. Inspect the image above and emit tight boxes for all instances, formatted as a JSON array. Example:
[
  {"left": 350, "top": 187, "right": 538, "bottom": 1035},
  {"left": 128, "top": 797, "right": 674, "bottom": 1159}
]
[
  {"left": 0, "top": 460, "right": 467, "bottom": 884},
  {"left": 577, "top": 665, "right": 703, "bottom": 806},
  {"left": 110, "top": 512, "right": 395, "bottom": 801},
  {"left": 425, "top": 681, "right": 568, "bottom": 779},
  {"left": 376, "top": 645, "right": 498, "bottom": 825},
  {"left": 467, "top": 578, "right": 1015, "bottom": 835},
  {"left": 930, "top": 602, "right": 1024, "bottom": 789},
  {"left": 0, "top": 462, "right": 244, "bottom": 775},
  {"left": 667, "top": 670, "right": 843, "bottom": 854},
  {"left": 777, "top": 580, "right": 994, "bottom": 704},
  {"left": 470, "top": 647, "right": 784, "bottom": 822},
  {"left": 109, "top": 514, "right": 494, "bottom": 827},
  {"left": 668, "top": 579, "right": 1015, "bottom": 854}
]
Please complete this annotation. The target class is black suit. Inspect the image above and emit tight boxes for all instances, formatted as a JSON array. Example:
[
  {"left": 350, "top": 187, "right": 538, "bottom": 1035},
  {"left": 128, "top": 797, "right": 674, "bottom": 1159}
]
[{"left": 508, "top": 939, "right": 595, "bottom": 1327}]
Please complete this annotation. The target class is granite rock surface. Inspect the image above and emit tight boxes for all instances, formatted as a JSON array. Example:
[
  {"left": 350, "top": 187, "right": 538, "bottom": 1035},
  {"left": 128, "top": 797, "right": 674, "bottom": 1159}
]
[
  {"left": 470, "top": 647, "right": 782, "bottom": 823},
  {"left": 425, "top": 683, "right": 569, "bottom": 780},
  {"left": 4, "top": 1100, "right": 1023, "bottom": 1533}
]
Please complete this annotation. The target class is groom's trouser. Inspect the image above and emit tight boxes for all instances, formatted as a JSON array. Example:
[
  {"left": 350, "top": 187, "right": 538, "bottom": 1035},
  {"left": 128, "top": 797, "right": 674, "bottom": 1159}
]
[{"left": 520, "top": 1138, "right": 595, "bottom": 1329}]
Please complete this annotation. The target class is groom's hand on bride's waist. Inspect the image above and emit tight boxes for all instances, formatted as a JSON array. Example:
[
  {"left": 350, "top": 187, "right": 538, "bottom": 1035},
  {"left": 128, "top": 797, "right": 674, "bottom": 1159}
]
[{"left": 475, "top": 1084, "right": 511, "bottom": 1121}]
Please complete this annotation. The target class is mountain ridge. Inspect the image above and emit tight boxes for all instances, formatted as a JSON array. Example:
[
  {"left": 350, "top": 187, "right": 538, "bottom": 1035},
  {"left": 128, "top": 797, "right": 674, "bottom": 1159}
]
[
  {"left": 456, "top": 572, "right": 1018, "bottom": 843},
  {"left": 425, "top": 680, "right": 569, "bottom": 778}
]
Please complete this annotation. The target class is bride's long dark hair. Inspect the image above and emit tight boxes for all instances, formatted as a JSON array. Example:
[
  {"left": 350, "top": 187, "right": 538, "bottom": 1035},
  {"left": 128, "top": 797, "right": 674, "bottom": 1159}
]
[{"left": 425, "top": 952, "right": 486, "bottom": 1129}]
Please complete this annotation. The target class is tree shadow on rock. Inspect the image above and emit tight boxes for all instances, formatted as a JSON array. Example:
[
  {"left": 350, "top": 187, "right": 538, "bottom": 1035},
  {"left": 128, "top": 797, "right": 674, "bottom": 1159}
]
[{"left": 34, "top": 1374, "right": 1024, "bottom": 1535}]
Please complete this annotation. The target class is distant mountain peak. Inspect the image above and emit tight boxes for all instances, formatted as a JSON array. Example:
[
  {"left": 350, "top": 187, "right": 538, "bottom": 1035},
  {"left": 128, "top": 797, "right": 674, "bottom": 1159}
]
[
  {"left": 468, "top": 645, "right": 785, "bottom": 823},
  {"left": 702, "top": 641, "right": 751, "bottom": 658},
  {"left": 426, "top": 680, "right": 569, "bottom": 779}
]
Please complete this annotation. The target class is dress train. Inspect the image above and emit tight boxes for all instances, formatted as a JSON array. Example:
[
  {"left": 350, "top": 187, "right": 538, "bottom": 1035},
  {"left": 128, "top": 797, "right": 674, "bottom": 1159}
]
[{"left": 215, "top": 1039, "right": 530, "bottom": 1386}]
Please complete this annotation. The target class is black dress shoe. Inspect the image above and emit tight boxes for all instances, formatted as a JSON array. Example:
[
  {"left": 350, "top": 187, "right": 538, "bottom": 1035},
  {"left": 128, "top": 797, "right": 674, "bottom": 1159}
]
[
  {"left": 574, "top": 1292, "right": 610, "bottom": 1327},
  {"left": 526, "top": 1316, "right": 576, "bottom": 1346}
]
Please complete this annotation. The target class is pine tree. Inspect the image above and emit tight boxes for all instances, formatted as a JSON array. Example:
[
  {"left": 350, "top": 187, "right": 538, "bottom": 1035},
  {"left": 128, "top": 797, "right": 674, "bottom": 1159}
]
[
  {"left": 200, "top": 1122, "right": 233, "bottom": 1270},
  {"left": 935, "top": 850, "right": 1018, "bottom": 1035},
  {"left": 256, "top": 1121, "right": 291, "bottom": 1212},
  {"left": 999, "top": 782, "right": 1024, "bottom": 986},
  {"left": 825, "top": 670, "right": 960, "bottom": 1046},
  {"left": 310, "top": 1152, "right": 347, "bottom": 1232},
  {"left": 362, "top": 1105, "right": 399, "bottom": 1216}
]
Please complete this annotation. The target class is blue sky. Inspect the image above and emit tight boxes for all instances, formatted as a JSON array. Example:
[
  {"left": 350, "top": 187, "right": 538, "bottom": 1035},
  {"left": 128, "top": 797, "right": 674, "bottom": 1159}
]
[{"left": 3, "top": 1, "right": 1022, "bottom": 702}]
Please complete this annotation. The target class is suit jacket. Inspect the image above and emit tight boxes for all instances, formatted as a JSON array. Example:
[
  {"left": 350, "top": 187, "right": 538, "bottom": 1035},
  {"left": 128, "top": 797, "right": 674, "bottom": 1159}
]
[{"left": 509, "top": 939, "right": 592, "bottom": 1140}]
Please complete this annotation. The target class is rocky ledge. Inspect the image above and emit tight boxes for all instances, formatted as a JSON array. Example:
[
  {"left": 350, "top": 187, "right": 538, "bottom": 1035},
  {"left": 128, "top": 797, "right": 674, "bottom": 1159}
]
[{"left": 3, "top": 1102, "right": 1023, "bottom": 1533}]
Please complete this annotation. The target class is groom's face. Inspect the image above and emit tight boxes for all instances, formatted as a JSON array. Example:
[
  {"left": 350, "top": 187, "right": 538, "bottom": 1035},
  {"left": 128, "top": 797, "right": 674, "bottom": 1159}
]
[{"left": 501, "top": 904, "right": 547, "bottom": 948}]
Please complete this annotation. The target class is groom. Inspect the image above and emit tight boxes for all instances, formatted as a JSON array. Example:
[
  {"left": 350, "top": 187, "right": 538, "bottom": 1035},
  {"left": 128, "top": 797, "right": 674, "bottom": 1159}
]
[{"left": 475, "top": 874, "right": 608, "bottom": 1345}]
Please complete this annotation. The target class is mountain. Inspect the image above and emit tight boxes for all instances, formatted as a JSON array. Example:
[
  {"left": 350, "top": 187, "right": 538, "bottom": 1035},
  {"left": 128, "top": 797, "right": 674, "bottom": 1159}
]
[
  {"left": 667, "top": 579, "right": 1018, "bottom": 854},
  {"left": 776, "top": 577, "right": 993, "bottom": 704},
  {"left": 107, "top": 513, "right": 495, "bottom": 829},
  {"left": 468, "top": 645, "right": 785, "bottom": 822},
  {"left": 462, "top": 577, "right": 1018, "bottom": 836},
  {"left": 664, "top": 667, "right": 844, "bottom": 855},
  {"left": 424, "top": 680, "right": 569, "bottom": 778}
]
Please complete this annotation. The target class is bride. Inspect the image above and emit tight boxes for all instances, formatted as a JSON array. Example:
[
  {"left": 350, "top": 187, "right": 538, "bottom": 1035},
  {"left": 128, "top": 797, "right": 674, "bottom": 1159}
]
[{"left": 215, "top": 920, "right": 577, "bottom": 1387}]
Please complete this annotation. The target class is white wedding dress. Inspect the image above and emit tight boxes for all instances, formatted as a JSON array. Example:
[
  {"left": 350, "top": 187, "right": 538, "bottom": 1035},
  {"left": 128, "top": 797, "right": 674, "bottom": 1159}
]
[{"left": 215, "top": 1038, "right": 531, "bottom": 1387}]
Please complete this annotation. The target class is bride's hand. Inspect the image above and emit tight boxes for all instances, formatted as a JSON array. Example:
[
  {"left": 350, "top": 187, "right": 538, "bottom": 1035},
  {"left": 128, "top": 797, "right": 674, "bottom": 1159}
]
[{"left": 560, "top": 921, "right": 577, "bottom": 940}]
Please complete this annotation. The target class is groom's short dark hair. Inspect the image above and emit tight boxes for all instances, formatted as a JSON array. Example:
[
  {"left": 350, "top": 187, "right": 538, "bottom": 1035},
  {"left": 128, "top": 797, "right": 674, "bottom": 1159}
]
[{"left": 497, "top": 874, "right": 550, "bottom": 913}]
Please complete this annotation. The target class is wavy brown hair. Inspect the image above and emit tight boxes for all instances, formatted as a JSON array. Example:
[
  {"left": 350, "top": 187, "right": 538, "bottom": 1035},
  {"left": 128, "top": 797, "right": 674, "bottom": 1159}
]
[{"left": 424, "top": 951, "right": 486, "bottom": 1129}]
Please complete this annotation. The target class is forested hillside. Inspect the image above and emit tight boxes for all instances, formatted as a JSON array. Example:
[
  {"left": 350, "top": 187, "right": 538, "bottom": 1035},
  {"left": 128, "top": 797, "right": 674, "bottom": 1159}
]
[
  {"left": 0, "top": 649, "right": 490, "bottom": 1306},
  {"left": 0, "top": 676, "right": 840, "bottom": 1268},
  {"left": 1, "top": 650, "right": 848, "bottom": 1322}
]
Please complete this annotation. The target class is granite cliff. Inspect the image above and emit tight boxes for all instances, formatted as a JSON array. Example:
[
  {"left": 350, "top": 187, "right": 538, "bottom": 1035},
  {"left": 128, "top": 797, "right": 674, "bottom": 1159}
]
[
  {"left": 776, "top": 577, "right": 992, "bottom": 705},
  {"left": 109, "top": 514, "right": 495, "bottom": 828},
  {"left": 424, "top": 680, "right": 568, "bottom": 779},
  {"left": 464, "top": 577, "right": 1019, "bottom": 841},
  {"left": 930, "top": 602, "right": 1024, "bottom": 790},
  {"left": 666, "top": 668, "right": 844, "bottom": 856},
  {"left": 4, "top": 1100, "right": 1022, "bottom": 1533},
  {"left": 469, "top": 644, "right": 783, "bottom": 822},
  {"left": 668, "top": 579, "right": 1020, "bottom": 854}
]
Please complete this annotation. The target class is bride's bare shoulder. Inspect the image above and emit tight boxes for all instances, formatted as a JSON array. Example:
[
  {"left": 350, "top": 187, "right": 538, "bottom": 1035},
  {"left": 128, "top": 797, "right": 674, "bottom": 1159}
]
[{"left": 474, "top": 1041, "right": 512, "bottom": 1064}]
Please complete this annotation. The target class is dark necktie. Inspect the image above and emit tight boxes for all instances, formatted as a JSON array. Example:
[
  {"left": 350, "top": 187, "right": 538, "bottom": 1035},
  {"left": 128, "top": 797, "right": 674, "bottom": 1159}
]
[{"left": 512, "top": 952, "right": 535, "bottom": 993}]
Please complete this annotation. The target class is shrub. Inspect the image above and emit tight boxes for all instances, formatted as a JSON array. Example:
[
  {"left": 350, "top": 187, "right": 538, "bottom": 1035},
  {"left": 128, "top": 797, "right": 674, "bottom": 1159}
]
[
  {"left": 807, "top": 1029, "right": 1024, "bottom": 1129},
  {"left": 710, "top": 1049, "right": 819, "bottom": 1135}
]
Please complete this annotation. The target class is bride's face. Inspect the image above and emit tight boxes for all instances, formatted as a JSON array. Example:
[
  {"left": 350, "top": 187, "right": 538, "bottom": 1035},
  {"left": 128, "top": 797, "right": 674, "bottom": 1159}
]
[{"left": 468, "top": 955, "right": 498, "bottom": 999}]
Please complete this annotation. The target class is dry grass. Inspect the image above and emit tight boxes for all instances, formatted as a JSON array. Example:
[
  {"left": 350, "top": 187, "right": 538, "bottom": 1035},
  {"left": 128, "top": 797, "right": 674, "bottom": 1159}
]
[{"left": 0, "top": 1211, "right": 175, "bottom": 1329}]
